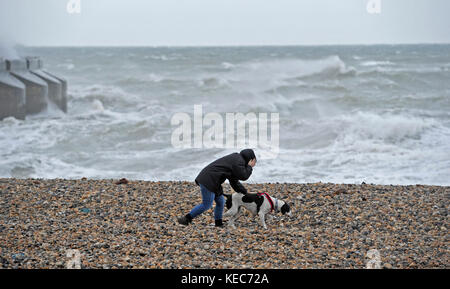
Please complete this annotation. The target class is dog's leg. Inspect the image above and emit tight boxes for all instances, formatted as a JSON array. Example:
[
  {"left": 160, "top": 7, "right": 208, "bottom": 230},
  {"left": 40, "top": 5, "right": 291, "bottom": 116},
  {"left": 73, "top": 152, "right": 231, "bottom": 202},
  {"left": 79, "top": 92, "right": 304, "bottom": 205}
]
[
  {"left": 233, "top": 207, "right": 244, "bottom": 229},
  {"left": 234, "top": 206, "right": 243, "bottom": 221},
  {"left": 223, "top": 208, "right": 232, "bottom": 217},
  {"left": 228, "top": 212, "right": 237, "bottom": 229},
  {"left": 223, "top": 204, "right": 238, "bottom": 218},
  {"left": 258, "top": 212, "right": 268, "bottom": 229}
]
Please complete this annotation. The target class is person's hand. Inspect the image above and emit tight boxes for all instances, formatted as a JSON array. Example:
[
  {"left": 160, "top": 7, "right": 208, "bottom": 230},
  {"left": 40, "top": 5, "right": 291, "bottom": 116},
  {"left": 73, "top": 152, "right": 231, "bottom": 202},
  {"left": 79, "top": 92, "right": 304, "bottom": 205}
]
[{"left": 248, "top": 158, "right": 256, "bottom": 167}]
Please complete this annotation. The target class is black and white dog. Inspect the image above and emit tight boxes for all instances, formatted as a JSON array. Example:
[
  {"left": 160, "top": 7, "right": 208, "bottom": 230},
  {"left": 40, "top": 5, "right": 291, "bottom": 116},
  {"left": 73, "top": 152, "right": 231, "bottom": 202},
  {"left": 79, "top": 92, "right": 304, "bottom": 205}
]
[{"left": 223, "top": 192, "right": 292, "bottom": 229}]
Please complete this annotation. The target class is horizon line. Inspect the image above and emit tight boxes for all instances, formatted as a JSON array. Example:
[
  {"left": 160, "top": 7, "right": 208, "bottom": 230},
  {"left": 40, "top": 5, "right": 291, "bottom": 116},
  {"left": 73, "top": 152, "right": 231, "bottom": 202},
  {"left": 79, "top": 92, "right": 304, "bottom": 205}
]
[{"left": 16, "top": 41, "right": 450, "bottom": 48}]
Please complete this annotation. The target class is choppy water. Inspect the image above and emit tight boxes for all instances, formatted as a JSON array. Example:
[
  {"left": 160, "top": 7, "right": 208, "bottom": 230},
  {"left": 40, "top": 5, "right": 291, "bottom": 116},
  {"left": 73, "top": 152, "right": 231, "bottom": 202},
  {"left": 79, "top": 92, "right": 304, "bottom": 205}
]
[{"left": 1, "top": 45, "right": 449, "bottom": 185}]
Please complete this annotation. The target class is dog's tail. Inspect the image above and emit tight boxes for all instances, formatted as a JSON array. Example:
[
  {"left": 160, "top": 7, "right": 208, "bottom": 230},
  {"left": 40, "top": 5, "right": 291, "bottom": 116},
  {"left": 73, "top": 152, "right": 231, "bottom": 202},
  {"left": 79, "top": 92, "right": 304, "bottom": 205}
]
[{"left": 223, "top": 193, "right": 233, "bottom": 209}]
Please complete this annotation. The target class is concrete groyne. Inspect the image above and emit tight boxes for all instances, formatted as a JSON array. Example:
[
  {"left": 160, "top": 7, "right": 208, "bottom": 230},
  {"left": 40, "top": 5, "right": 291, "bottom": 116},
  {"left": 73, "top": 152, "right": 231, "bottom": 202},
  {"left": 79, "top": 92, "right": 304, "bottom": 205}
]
[
  {"left": 0, "top": 59, "right": 26, "bottom": 120},
  {"left": 0, "top": 57, "right": 68, "bottom": 120}
]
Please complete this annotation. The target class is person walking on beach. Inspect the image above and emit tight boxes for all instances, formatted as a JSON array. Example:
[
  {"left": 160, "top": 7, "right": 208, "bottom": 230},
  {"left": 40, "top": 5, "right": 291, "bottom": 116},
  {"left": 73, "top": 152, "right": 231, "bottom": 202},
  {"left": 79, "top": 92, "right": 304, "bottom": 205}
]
[{"left": 177, "top": 149, "right": 257, "bottom": 227}]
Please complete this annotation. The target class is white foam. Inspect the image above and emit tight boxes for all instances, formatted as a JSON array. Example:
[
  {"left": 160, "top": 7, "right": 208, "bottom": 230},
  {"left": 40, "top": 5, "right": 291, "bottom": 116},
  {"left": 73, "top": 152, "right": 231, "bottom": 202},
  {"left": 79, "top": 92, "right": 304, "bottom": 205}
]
[
  {"left": 90, "top": 99, "right": 105, "bottom": 112},
  {"left": 69, "top": 84, "right": 141, "bottom": 108},
  {"left": 56, "top": 63, "right": 75, "bottom": 70},
  {"left": 221, "top": 62, "right": 235, "bottom": 69},
  {"left": 237, "top": 55, "right": 356, "bottom": 80},
  {"left": 335, "top": 111, "right": 435, "bottom": 142},
  {"left": 361, "top": 60, "right": 395, "bottom": 67},
  {"left": 150, "top": 55, "right": 169, "bottom": 61},
  {"left": 147, "top": 73, "right": 164, "bottom": 82}
]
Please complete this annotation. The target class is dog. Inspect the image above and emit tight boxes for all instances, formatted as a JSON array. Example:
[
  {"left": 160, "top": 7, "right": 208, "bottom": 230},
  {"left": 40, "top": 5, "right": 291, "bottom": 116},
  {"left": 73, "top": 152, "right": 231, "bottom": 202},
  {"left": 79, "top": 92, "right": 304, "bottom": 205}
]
[{"left": 223, "top": 192, "right": 292, "bottom": 229}]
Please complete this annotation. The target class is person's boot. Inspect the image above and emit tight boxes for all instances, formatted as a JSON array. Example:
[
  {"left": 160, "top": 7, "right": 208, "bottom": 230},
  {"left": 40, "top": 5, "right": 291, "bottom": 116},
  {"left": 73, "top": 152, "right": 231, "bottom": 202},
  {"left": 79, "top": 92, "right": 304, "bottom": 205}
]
[
  {"left": 177, "top": 214, "right": 193, "bottom": 226},
  {"left": 215, "top": 219, "right": 224, "bottom": 227}
]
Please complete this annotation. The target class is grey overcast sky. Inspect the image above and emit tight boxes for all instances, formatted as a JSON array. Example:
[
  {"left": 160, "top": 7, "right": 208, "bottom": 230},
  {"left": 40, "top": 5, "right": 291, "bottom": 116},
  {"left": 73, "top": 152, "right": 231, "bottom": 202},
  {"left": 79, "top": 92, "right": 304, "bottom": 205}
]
[{"left": 0, "top": 0, "right": 449, "bottom": 46}]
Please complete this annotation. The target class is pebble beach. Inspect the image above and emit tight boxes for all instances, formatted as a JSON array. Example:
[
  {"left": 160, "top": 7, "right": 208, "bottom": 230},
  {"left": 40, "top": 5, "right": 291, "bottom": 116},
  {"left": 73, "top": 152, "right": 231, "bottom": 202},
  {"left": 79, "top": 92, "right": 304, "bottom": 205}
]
[{"left": 0, "top": 178, "right": 448, "bottom": 269}]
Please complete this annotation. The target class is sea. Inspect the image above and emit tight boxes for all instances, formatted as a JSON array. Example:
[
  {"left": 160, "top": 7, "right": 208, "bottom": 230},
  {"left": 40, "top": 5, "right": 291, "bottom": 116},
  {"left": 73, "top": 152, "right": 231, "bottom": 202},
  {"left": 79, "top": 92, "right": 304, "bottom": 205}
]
[{"left": 1, "top": 44, "right": 449, "bottom": 185}]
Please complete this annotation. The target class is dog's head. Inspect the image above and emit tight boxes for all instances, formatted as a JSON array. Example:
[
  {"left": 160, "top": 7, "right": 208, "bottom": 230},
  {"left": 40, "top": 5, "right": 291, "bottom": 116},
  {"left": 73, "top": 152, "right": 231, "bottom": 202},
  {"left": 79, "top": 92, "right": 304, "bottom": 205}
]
[{"left": 280, "top": 201, "right": 292, "bottom": 216}]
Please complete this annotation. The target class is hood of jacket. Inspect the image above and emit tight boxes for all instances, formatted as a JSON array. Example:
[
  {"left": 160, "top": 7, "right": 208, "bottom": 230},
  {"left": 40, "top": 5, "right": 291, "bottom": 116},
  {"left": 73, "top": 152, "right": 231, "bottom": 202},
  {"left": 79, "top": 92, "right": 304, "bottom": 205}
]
[{"left": 239, "top": 149, "right": 256, "bottom": 164}]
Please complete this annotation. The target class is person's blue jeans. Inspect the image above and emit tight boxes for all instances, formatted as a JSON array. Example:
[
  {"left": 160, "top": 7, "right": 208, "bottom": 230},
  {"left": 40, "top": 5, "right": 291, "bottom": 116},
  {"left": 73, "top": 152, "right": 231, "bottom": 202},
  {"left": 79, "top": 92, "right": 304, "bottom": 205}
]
[{"left": 189, "top": 184, "right": 224, "bottom": 220}]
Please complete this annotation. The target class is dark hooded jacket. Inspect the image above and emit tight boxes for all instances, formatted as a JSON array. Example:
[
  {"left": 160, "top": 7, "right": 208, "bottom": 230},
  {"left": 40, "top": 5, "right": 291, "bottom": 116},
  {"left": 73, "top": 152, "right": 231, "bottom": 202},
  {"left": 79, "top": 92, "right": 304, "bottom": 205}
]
[{"left": 195, "top": 149, "right": 256, "bottom": 196}]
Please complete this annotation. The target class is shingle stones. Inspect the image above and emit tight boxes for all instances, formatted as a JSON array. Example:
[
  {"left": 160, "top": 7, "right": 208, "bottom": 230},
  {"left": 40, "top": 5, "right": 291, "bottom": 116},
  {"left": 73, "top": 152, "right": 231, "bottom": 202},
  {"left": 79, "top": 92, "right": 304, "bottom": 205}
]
[{"left": 0, "top": 179, "right": 448, "bottom": 268}]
